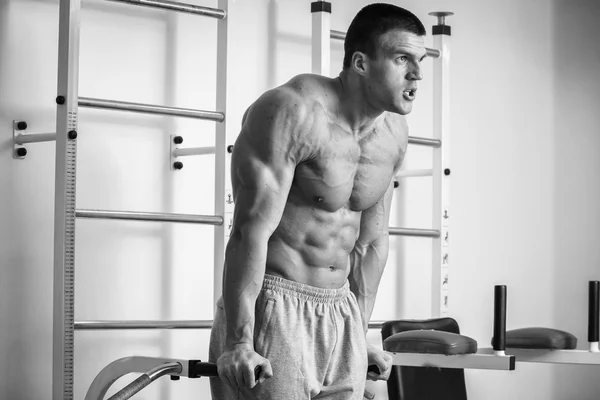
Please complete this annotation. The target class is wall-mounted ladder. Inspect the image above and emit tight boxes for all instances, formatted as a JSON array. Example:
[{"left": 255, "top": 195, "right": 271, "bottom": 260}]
[
  {"left": 310, "top": 1, "right": 452, "bottom": 318},
  {"left": 53, "top": 0, "right": 231, "bottom": 398}
]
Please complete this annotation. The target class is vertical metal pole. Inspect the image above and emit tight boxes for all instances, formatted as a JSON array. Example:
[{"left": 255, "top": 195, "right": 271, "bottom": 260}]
[
  {"left": 311, "top": 1, "right": 331, "bottom": 76},
  {"left": 589, "top": 281, "right": 599, "bottom": 352},
  {"left": 214, "top": 0, "right": 230, "bottom": 307},
  {"left": 429, "top": 12, "right": 452, "bottom": 317},
  {"left": 54, "top": 0, "right": 81, "bottom": 398},
  {"left": 492, "top": 285, "right": 507, "bottom": 355}
]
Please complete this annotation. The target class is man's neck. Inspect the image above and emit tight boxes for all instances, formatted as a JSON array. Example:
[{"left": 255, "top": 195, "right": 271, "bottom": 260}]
[{"left": 335, "top": 70, "right": 385, "bottom": 138}]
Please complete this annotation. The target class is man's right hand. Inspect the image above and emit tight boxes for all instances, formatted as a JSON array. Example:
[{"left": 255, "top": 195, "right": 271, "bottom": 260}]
[{"left": 216, "top": 343, "right": 273, "bottom": 391}]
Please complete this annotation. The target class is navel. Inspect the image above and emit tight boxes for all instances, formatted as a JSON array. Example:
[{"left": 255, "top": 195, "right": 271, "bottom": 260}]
[{"left": 314, "top": 196, "right": 325, "bottom": 203}]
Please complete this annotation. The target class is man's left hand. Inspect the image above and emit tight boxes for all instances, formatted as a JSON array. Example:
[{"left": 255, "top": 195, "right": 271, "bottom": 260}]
[{"left": 366, "top": 344, "right": 393, "bottom": 381}]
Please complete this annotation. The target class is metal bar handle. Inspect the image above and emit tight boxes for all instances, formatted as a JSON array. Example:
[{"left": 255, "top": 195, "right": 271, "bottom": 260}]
[
  {"left": 79, "top": 97, "right": 225, "bottom": 122},
  {"left": 389, "top": 227, "right": 440, "bottom": 238},
  {"left": 76, "top": 209, "right": 223, "bottom": 225},
  {"left": 173, "top": 146, "right": 216, "bottom": 157},
  {"left": 408, "top": 136, "right": 441, "bottom": 147},
  {"left": 189, "top": 361, "right": 219, "bottom": 378},
  {"left": 15, "top": 133, "right": 57, "bottom": 145},
  {"left": 368, "top": 320, "right": 386, "bottom": 330},
  {"left": 330, "top": 29, "right": 345, "bottom": 40},
  {"left": 106, "top": 0, "right": 226, "bottom": 18},
  {"left": 76, "top": 319, "right": 391, "bottom": 331},
  {"left": 396, "top": 169, "right": 433, "bottom": 179},
  {"left": 107, "top": 362, "right": 181, "bottom": 400},
  {"left": 107, "top": 375, "right": 150, "bottom": 400},
  {"left": 75, "top": 320, "right": 214, "bottom": 330}
]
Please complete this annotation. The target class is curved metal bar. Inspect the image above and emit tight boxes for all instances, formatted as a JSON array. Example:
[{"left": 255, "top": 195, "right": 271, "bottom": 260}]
[
  {"left": 85, "top": 357, "right": 184, "bottom": 400},
  {"left": 107, "top": 362, "right": 181, "bottom": 400}
]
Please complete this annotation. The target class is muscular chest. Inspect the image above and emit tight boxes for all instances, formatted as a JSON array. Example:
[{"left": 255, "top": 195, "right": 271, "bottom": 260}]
[{"left": 293, "top": 125, "right": 403, "bottom": 211}]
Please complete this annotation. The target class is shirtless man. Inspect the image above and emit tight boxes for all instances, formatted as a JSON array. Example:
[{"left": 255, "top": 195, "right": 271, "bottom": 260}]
[{"left": 209, "top": 4, "right": 427, "bottom": 399}]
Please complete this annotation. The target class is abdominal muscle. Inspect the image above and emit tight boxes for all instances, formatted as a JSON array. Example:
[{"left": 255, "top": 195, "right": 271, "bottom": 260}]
[{"left": 264, "top": 198, "right": 362, "bottom": 289}]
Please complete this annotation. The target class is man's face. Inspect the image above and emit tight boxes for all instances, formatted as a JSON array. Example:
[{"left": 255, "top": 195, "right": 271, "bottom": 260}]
[{"left": 365, "top": 29, "right": 426, "bottom": 115}]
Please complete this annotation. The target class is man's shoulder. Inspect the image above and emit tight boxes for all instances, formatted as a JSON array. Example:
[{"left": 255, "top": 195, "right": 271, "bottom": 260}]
[
  {"left": 270, "top": 73, "right": 332, "bottom": 109},
  {"left": 248, "top": 74, "right": 330, "bottom": 124},
  {"left": 285, "top": 73, "right": 334, "bottom": 94},
  {"left": 239, "top": 75, "right": 330, "bottom": 162}
]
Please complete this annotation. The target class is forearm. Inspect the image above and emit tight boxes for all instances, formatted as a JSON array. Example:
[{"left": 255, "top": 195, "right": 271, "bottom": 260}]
[
  {"left": 222, "top": 232, "right": 269, "bottom": 349},
  {"left": 348, "top": 238, "right": 389, "bottom": 333}
]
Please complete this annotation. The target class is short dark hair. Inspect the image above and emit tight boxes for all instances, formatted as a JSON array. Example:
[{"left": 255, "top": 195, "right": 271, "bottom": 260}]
[{"left": 343, "top": 3, "right": 426, "bottom": 69}]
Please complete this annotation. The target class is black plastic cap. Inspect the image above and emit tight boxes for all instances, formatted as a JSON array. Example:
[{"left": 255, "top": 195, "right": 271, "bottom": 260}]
[
  {"left": 16, "top": 148, "right": 27, "bottom": 157},
  {"left": 170, "top": 375, "right": 180, "bottom": 381},
  {"left": 444, "top": 168, "right": 451, "bottom": 176},
  {"left": 227, "top": 145, "right": 234, "bottom": 154},
  {"left": 16, "top": 121, "right": 27, "bottom": 130},
  {"left": 311, "top": 1, "right": 331, "bottom": 13},
  {"left": 68, "top": 130, "right": 77, "bottom": 140},
  {"left": 433, "top": 25, "right": 451, "bottom": 35},
  {"left": 393, "top": 180, "right": 399, "bottom": 188},
  {"left": 173, "top": 161, "right": 184, "bottom": 170},
  {"left": 56, "top": 96, "right": 65, "bottom": 105},
  {"left": 188, "top": 360, "right": 218, "bottom": 378},
  {"left": 173, "top": 136, "right": 184, "bottom": 144}
]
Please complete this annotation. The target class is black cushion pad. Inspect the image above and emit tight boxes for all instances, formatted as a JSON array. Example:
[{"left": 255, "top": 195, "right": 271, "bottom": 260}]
[
  {"left": 383, "top": 330, "right": 478, "bottom": 355},
  {"left": 504, "top": 327, "right": 577, "bottom": 350}
]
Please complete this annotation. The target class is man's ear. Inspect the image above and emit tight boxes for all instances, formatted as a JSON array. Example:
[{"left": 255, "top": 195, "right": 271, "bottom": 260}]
[{"left": 351, "top": 51, "right": 368, "bottom": 76}]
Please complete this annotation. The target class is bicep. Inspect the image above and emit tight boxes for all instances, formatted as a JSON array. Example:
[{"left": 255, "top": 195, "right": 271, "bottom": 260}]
[
  {"left": 230, "top": 90, "right": 311, "bottom": 240},
  {"left": 230, "top": 150, "right": 295, "bottom": 241}
]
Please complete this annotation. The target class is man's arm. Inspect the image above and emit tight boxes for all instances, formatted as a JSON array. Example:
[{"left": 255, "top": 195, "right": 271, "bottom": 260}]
[
  {"left": 218, "top": 87, "right": 313, "bottom": 389},
  {"left": 350, "top": 114, "right": 407, "bottom": 332},
  {"left": 348, "top": 179, "right": 396, "bottom": 381},
  {"left": 348, "top": 179, "right": 394, "bottom": 333}
]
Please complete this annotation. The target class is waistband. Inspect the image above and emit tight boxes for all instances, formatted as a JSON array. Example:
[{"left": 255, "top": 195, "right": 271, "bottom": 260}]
[{"left": 262, "top": 274, "right": 350, "bottom": 304}]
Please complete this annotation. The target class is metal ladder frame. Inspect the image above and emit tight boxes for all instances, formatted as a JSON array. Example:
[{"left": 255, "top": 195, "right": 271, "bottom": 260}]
[{"left": 53, "top": 0, "right": 231, "bottom": 398}]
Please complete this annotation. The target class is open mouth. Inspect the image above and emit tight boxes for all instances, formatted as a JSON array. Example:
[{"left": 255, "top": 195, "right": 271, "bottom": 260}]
[
  {"left": 402, "top": 89, "right": 416, "bottom": 101},
  {"left": 402, "top": 89, "right": 417, "bottom": 101}
]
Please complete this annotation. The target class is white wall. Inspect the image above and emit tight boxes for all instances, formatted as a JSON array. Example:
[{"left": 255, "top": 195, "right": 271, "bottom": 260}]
[{"left": 1, "top": 0, "right": 599, "bottom": 399}]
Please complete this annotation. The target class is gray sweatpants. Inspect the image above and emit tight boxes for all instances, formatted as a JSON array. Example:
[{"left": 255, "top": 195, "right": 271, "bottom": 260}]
[{"left": 209, "top": 274, "right": 368, "bottom": 400}]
